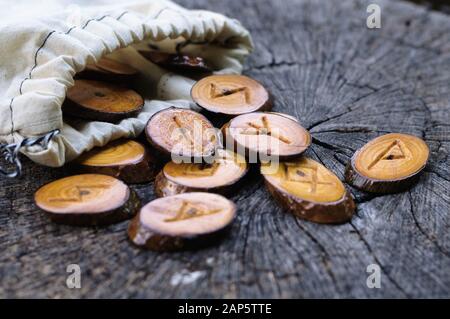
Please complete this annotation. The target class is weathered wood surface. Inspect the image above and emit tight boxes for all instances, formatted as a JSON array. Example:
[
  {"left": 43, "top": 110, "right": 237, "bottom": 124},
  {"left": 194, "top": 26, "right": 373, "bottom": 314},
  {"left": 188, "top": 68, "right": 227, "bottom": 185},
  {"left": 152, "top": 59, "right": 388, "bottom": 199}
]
[{"left": 1, "top": 0, "right": 450, "bottom": 298}]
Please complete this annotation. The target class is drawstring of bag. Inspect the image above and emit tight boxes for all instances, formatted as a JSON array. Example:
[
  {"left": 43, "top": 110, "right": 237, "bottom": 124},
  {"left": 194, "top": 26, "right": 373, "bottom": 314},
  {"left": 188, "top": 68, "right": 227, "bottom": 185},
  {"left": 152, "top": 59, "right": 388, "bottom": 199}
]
[{"left": 0, "top": 129, "right": 60, "bottom": 178}]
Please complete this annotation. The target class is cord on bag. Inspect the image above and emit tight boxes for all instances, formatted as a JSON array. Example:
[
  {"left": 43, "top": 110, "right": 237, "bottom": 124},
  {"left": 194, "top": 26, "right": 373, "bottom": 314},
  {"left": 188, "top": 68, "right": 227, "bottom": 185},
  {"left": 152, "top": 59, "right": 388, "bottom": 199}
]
[{"left": 0, "top": 129, "right": 60, "bottom": 178}]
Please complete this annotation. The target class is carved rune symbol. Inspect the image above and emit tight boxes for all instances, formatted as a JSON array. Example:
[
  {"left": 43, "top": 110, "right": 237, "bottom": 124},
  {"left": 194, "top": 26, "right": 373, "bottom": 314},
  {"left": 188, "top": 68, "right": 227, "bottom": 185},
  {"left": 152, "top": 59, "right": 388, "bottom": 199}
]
[
  {"left": 284, "top": 163, "right": 333, "bottom": 193},
  {"left": 49, "top": 184, "right": 110, "bottom": 202},
  {"left": 181, "top": 152, "right": 236, "bottom": 176},
  {"left": 209, "top": 83, "right": 250, "bottom": 103},
  {"left": 165, "top": 201, "right": 221, "bottom": 222},
  {"left": 173, "top": 115, "right": 195, "bottom": 146},
  {"left": 367, "top": 139, "right": 406, "bottom": 170},
  {"left": 240, "top": 116, "right": 291, "bottom": 144}
]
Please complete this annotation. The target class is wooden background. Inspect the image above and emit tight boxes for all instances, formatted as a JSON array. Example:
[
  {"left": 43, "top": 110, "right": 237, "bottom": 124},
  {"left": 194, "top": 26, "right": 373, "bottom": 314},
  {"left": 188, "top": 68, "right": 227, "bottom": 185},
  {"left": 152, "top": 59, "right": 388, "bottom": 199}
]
[{"left": 1, "top": 0, "right": 449, "bottom": 298}]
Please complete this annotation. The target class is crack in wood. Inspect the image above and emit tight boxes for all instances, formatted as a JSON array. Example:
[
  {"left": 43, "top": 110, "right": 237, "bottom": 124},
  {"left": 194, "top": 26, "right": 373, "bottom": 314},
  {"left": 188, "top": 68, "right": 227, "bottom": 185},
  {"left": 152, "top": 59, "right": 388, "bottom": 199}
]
[
  {"left": 349, "top": 222, "right": 411, "bottom": 298},
  {"left": 407, "top": 191, "right": 450, "bottom": 259}
]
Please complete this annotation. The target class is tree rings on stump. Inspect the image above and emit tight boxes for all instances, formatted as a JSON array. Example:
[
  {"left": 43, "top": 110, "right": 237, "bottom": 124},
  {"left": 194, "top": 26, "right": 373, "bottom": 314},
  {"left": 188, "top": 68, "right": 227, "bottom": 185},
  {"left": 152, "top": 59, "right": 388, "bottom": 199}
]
[
  {"left": 191, "top": 75, "right": 272, "bottom": 116},
  {"left": 77, "top": 57, "right": 138, "bottom": 83},
  {"left": 128, "top": 192, "right": 236, "bottom": 251},
  {"left": 261, "top": 157, "right": 355, "bottom": 224},
  {"left": 34, "top": 174, "right": 140, "bottom": 226},
  {"left": 154, "top": 149, "right": 248, "bottom": 197},
  {"left": 64, "top": 80, "right": 144, "bottom": 122},
  {"left": 223, "top": 112, "right": 311, "bottom": 161},
  {"left": 76, "top": 140, "right": 158, "bottom": 184},
  {"left": 140, "top": 51, "right": 211, "bottom": 73},
  {"left": 345, "top": 133, "right": 429, "bottom": 193},
  {"left": 145, "top": 107, "right": 220, "bottom": 160}
]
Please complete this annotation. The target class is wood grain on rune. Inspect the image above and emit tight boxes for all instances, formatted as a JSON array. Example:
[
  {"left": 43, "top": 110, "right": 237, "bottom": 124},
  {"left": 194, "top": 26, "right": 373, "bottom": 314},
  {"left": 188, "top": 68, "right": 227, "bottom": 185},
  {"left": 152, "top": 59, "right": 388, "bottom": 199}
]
[{"left": 1, "top": 0, "right": 450, "bottom": 298}]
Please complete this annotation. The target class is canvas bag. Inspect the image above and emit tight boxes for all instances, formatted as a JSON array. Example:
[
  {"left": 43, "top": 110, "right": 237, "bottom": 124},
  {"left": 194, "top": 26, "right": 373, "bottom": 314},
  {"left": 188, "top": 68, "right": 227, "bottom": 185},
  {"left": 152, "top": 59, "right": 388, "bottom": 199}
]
[{"left": 0, "top": 0, "right": 253, "bottom": 176}]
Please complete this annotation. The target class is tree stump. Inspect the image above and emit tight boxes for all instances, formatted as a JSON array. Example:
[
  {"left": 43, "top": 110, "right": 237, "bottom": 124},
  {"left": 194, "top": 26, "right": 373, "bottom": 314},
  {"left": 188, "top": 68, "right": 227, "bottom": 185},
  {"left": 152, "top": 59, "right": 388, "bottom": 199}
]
[{"left": 0, "top": 0, "right": 449, "bottom": 298}]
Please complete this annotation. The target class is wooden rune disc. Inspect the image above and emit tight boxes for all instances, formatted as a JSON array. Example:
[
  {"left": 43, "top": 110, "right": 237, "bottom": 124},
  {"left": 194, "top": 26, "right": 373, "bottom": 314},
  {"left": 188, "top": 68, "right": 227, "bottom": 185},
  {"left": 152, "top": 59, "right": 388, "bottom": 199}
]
[
  {"left": 154, "top": 149, "right": 248, "bottom": 197},
  {"left": 128, "top": 192, "right": 236, "bottom": 251},
  {"left": 140, "top": 51, "right": 211, "bottom": 73},
  {"left": 345, "top": 133, "right": 429, "bottom": 193},
  {"left": 76, "top": 140, "right": 158, "bottom": 184},
  {"left": 64, "top": 80, "right": 144, "bottom": 122},
  {"left": 34, "top": 174, "right": 141, "bottom": 226},
  {"left": 77, "top": 57, "right": 139, "bottom": 83},
  {"left": 261, "top": 157, "right": 355, "bottom": 224},
  {"left": 224, "top": 112, "right": 311, "bottom": 160},
  {"left": 145, "top": 107, "right": 220, "bottom": 160},
  {"left": 191, "top": 74, "right": 272, "bottom": 115},
  {"left": 63, "top": 80, "right": 144, "bottom": 122}
]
